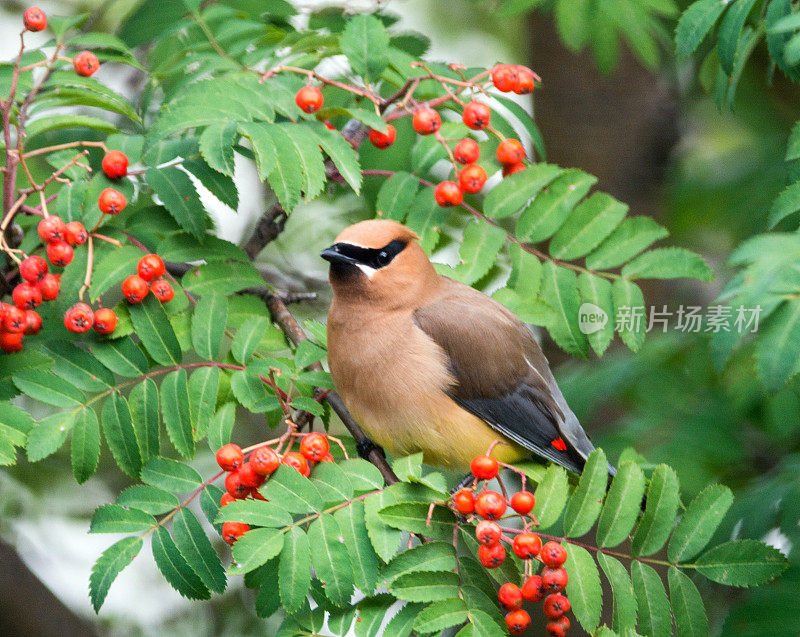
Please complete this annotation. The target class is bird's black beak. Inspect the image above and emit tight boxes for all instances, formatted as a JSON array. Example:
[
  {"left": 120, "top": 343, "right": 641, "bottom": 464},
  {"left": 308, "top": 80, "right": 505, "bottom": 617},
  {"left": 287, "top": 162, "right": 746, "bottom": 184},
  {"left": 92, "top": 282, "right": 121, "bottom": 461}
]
[{"left": 320, "top": 243, "right": 358, "bottom": 265}]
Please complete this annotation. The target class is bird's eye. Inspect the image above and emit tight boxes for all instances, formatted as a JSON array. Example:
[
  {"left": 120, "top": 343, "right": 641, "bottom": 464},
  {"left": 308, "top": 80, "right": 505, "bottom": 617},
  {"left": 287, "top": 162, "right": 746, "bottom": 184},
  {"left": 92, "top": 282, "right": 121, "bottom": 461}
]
[{"left": 375, "top": 250, "right": 391, "bottom": 267}]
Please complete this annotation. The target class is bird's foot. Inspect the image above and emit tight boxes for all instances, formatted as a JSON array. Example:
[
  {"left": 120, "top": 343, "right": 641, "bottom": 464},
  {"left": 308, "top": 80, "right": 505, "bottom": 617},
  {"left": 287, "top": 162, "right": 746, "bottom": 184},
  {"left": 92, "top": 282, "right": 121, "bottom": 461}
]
[{"left": 356, "top": 437, "right": 385, "bottom": 461}]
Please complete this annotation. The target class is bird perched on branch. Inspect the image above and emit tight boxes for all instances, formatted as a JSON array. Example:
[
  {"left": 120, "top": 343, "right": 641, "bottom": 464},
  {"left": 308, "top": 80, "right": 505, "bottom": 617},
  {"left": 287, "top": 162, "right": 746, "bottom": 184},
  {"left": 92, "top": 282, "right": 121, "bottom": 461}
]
[{"left": 322, "top": 219, "right": 611, "bottom": 476}]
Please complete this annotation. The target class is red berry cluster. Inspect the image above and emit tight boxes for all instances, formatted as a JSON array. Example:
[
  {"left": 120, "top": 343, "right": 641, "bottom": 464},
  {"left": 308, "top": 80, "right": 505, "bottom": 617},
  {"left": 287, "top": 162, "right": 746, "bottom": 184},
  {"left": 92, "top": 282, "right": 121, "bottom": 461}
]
[
  {"left": 450, "top": 453, "right": 572, "bottom": 635},
  {"left": 121, "top": 254, "right": 173, "bottom": 304},
  {"left": 216, "top": 433, "right": 333, "bottom": 545}
]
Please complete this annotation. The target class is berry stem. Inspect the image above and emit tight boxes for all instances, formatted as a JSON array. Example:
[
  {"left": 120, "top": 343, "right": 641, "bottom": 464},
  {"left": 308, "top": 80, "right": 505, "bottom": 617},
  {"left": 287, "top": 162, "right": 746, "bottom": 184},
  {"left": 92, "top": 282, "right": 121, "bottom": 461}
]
[
  {"left": 261, "top": 65, "right": 382, "bottom": 106},
  {"left": 78, "top": 236, "right": 93, "bottom": 301}
]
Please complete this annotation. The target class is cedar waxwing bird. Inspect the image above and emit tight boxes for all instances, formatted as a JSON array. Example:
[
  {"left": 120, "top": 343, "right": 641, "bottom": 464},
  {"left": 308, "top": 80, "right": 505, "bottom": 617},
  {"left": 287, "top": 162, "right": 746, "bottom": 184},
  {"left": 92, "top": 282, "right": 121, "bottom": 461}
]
[{"left": 321, "top": 219, "right": 610, "bottom": 476}]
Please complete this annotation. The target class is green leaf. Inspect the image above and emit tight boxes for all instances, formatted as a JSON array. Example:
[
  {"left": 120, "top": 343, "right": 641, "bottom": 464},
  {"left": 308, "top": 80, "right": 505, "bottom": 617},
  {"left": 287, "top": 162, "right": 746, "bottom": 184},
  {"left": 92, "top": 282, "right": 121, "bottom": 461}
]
[
  {"left": 262, "top": 465, "right": 323, "bottom": 513},
  {"left": 200, "top": 484, "right": 224, "bottom": 531},
  {"left": 335, "top": 501, "right": 379, "bottom": 595},
  {"left": 622, "top": 247, "right": 713, "bottom": 281},
  {"left": 41, "top": 341, "right": 114, "bottom": 391},
  {"left": 231, "top": 317, "right": 268, "bottom": 364},
  {"left": 364, "top": 490, "right": 403, "bottom": 562},
  {"left": 541, "top": 262, "right": 589, "bottom": 357},
  {"left": 207, "top": 403, "right": 236, "bottom": 452},
  {"left": 25, "top": 114, "right": 117, "bottom": 139},
  {"left": 311, "top": 124, "right": 362, "bottom": 194},
  {"left": 215, "top": 500, "right": 293, "bottom": 527},
  {"left": 237, "top": 122, "right": 277, "bottom": 181},
  {"left": 413, "top": 598, "right": 468, "bottom": 634},
  {"left": 467, "top": 609, "right": 506, "bottom": 636},
  {"left": 375, "top": 171, "right": 419, "bottom": 222},
  {"left": 262, "top": 124, "right": 304, "bottom": 211},
  {"left": 596, "top": 553, "right": 637, "bottom": 632},
  {"left": 383, "top": 603, "right": 422, "bottom": 637},
  {"left": 533, "top": 464, "right": 570, "bottom": 528},
  {"left": 564, "top": 448, "right": 608, "bottom": 537},
  {"left": 231, "top": 527, "right": 284, "bottom": 574},
  {"left": 184, "top": 158, "right": 238, "bottom": 210},
  {"left": 90, "top": 337, "right": 148, "bottom": 377},
  {"left": 340, "top": 14, "right": 390, "bottom": 82},
  {"left": 276, "top": 123, "right": 326, "bottom": 200},
  {"left": 577, "top": 273, "right": 615, "bottom": 357},
  {"left": 717, "top": 0, "right": 757, "bottom": 74},
  {"left": 89, "top": 537, "right": 142, "bottom": 612},
  {"left": 507, "top": 243, "right": 542, "bottom": 297},
  {"left": 406, "top": 187, "right": 448, "bottom": 253},
  {"left": 0, "top": 403, "right": 33, "bottom": 465},
  {"left": 516, "top": 169, "right": 597, "bottom": 242},
  {"left": 188, "top": 367, "right": 219, "bottom": 441},
  {"left": 668, "top": 484, "right": 733, "bottom": 563},
  {"left": 200, "top": 122, "right": 238, "bottom": 176},
  {"left": 550, "top": 192, "right": 627, "bottom": 260},
  {"left": 13, "top": 369, "right": 85, "bottom": 408},
  {"left": 161, "top": 369, "right": 194, "bottom": 458},
  {"left": 449, "top": 220, "right": 507, "bottom": 285},
  {"left": 390, "top": 570, "right": 460, "bottom": 602},
  {"left": 146, "top": 167, "right": 207, "bottom": 237},
  {"left": 555, "top": 0, "right": 591, "bottom": 49},
  {"left": 693, "top": 539, "right": 789, "bottom": 586},
  {"left": 484, "top": 164, "right": 563, "bottom": 219},
  {"left": 669, "top": 567, "right": 709, "bottom": 637},
  {"left": 378, "top": 502, "right": 457, "bottom": 540},
  {"left": 586, "top": 217, "right": 669, "bottom": 270},
  {"left": 612, "top": 278, "right": 646, "bottom": 352},
  {"left": 564, "top": 544, "right": 602, "bottom": 633},
  {"left": 39, "top": 72, "right": 140, "bottom": 122},
  {"left": 230, "top": 370, "right": 280, "bottom": 413},
  {"left": 756, "top": 298, "right": 800, "bottom": 391},
  {"left": 102, "top": 393, "right": 142, "bottom": 478},
  {"left": 173, "top": 509, "right": 226, "bottom": 594},
  {"left": 183, "top": 261, "right": 265, "bottom": 296},
  {"left": 675, "top": 0, "right": 729, "bottom": 60},
  {"left": 116, "top": 485, "right": 179, "bottom": 515},
  {"left": 128, "top": 295, "right": 182, "bottom": 366},
  {"left": 312, "top": 461, "right": 354, "bottom": 505},
  {"left": 340, "top": 458, "right": 385, "bottom": 492},
  {"left": 596, "top": 461, "right": 646, "bottom": 547},
  {"left": 71, "top": 408, "right": 101, "bottom": 484},
  {"left": 769, "top": 180, "right": 800, "bottom": 228},
  {"left": 90, "top": 504, "right": 156, "bottom": 533},
  {"left": 355, "top": 594, "right": 395, "bottom": 637},
  {"left": 279, "top": 527, "right": 312, "bottom": 613},
  {"left": 152, "top": 526, "right": 210, "bottom": 600},
  {"left": 191, "top": 294, "right": 227, "bottom": 360},
  {"left": 27, "top": 412, "right": 75, "bottom": 462},
  {"left": 308, "top": 513, "right": 354, "bottom": 606},
  {"left": 631, "top": 464, "right": 680, "bottom": 556},
  {"left": 129, "top": 379, "right": 160, "bottom": 464},
  {"left": 766, "top": 0, "right": 800, "bottom": 82},
  {"left": 141, "top": 456, "right": 202, "bottom": 492},
  {"left": 379, "top": 541, "right": 456, "bottom": 585},
  {"left": 631, "top": 561, "right": 671, "bottom": 635}
]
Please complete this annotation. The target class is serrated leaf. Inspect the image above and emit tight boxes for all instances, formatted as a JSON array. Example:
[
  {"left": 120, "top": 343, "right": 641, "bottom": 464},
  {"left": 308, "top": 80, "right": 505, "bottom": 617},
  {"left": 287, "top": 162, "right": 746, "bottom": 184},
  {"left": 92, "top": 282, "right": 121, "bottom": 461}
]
[
  {"left": 25, "top": 114, "right": 117, "bottom": 139},
  {"left": 586, "top": 217, "right": 669, "bottom": 270},
  {"left": 207, "top": 403, "right": 235, "bottom": 451},
  {"left": 375, "top": 171, "right": 419, "bottom": 222},
  {"left": 90, "top": 337, "right": 148, "bottom": 377},
  {"left": 90, "top": 504, "right": 156, "bottom": 533},
  {"left": 262, "top": 464, "right": 323, "bottom": 513},
  {"left": 533, "top": 464, "right": 570, "bottom": 528},
  {"left": 13, "top": 369, "right": 85, "bottom": 408},
  {"left": 27, "top": 412, "right": 75, "bottom": 462},
  {"left": 188, "top": 366, "right": 219, "bottom": 441},
  {"left": 152, "top": 526, "right": 210, "bottom": 600},
  {"left": 340, "top": 14, "right": 390, "bottom": 82},
  {"left": 215, "top": 500, "right": 293, "bottom": 527},
  {"left": 541, "top": 262, "right": 589, "bottom": 357},
  {"left": 379, "top": 541, "right": 457, "bottom": 585},
  {"left": 717, "top": 0, "right": 757, "bottom": 74},
  {"left": 141, "top": 456, "right": 202, "bottom": 492},
  {"left": 550, "top": 192, "right": 627, "bottom": 260},
  {"left": 693, "top": 539, "right": 789, "bottom": 586},
  {"left": 231, "top": 317, "right": 267, "bottom": 364},
  {"left": 564, "top": 448, "right": 608, "bottom": 537},
  {"left": 129, "top": 379, "right": 160, "bottom": 464},
  {"left": 669, "top": 567, "right": 709, "bottom": 637},
  {"left": 89, "top": 537, "right": 142, "bottom": 612},
  {"left": 378, "top": 502, "right": 457, "bottom": 540},
  {"left": 173, "top": 509, "right": 226, "bottom": 594},
  {"left": 355, "top": 594, "right": 395, "bottom": 637},
  {"left": 577, "top": 273, "right": 615, "bottom": 357},
  {"left": 147, "top": 166, "right": 207, "bottom": 237},
  {"left": 160, "top": 369, "right": 194, "bottom": 458},
  {"left": 116, "top": 485, "right": 178, "bottom": 515},
  {"left": 340, "top": 458, "right": 385, "bottom": 492},
  {"left": 129, "top": 295, "right": 182, "bottom": 366},
  {"left": 308, "top": 513, "right": 354, "bottom": 606},
  {"left": 631, "top": 464, "right": 680, "bottom": 556},
  {"left": 237, "top": 121, "right": 277, "bottom": 180},
  {"left": 485, "top": 163, "right": 563, "bottom": 219},
  {"left": 71, "top": 408, "right": 100, "bottom": 484},
  {"left": 231, "top": 527, "right": 284, "bottom": 574},
  {"left": 390, "top": 570, "right": 460, "bottom": 602},
  {"left": 406, "top": 187, "right": 447, "bottom": 253},
  {"left": 596, "top": 553, "right": 638, "bottom": 632},
  {"left": 675, "top": 0, "right": 729, "bottom": 61},
  {"left": 413, "top": 598, "right": 468, "bottom": 634},
  {"left": 276, "top": 123, "right": 326, "bottom": 200},
  {"left": 622, "top": 247, "right": 713, "bottom": 281},
  {"left": 631, "top": 561, "right": 671, "bottom": 635},
  {"left": 184, "top": 157, "right": 238, "bottom": 210},
  {"left": 191, "top": 294, "right": 227, "bottom": 360},
  {"left": 312, "top": 461, "right": 354, "bottom": 505},
  {"left": 102, "top": 393, "right": 142, "bottom": 477},
  {"left": 769, "top": 180, "right": 800, "bottom": 228},
  {"left": 612, "top": 278, "right": 646, "bottom": 353},
  {"left": 199, "top": 122, "right": 237, "bottom": 176},
  {"left": 383, "top": 603, "right": 421, "bottom": 637},
  {"left": 364, "top": 489, "right": 403, "bottom": 562},
  {"left": 41, "top": 341, "right": 114, "bottom": 392},
  {"left": 508, "top": 243, "right": 542, "bottom": 297},
  {"left": 335, "top": 501, "right": 379, "bottom": 595},
  {"left": 263, "top": 124, "right": 304, "bottom": 211},
  {"left": 449, "top": 220, "right": 507, "bottom": 285},
  {"left": 668, "top": 484, "right": 733, "bottom": 563},
  {"left": 279, "top": 527, "right": 311, "bottom": 613},
  {"left": 596, "top": 461, "right": 646, "bottom": 547},
  {"left": 756, "top": 298, "right": 800, "bottom": 391},
  {"left": 564, "top": 544, "right": 602, "bottom": 633},
  {"left": 311, "top": 124, "right": 362, "bottom": 194},
  {"left": 182, "top": 261, "right": 265, "bottom": 296}
]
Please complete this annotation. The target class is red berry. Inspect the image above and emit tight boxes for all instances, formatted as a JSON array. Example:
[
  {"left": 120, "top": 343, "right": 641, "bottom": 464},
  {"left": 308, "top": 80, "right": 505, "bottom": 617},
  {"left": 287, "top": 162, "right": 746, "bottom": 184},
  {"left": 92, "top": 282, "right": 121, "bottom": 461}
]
[
  {"left": 502, "top": 162, "right": 526, "bottom": 178},
  {"left": 454, "top": 138, "right": 480, "bottom": 165},
  {"left": 498, "top": 582, "right": 523, "bottom": 611},
  {"left": 295, "top": 86, "right": 323, "bottom": 113},
  {"left": 541, "top": 541, "right": 568, "bottom": 568},
  {"left": 12, "top": 282, "right": 42, "bottom": 310},
  {"left": 102, "top": 150, "right": 129, "bottom": 179},
  {"left": 299, "top": 432, "right": 329, "bottom": 462},
  {"left": 225, "top": 470, "right": 249, "bottom": 499},
  {"left": 478, "top": 542, "right": 506, "bottom": 568},
  {"left": 368, "top": 124, "right": 397, "bottom": 149},
  {"left": 73, "top": 50, "right": 99, "bottom": 77},
  {"left": 150, "top": 279, "right": 174, "bottom": 303},
  {"left": 37, "top": 216, "right": 66, "bottom": 243},
  {"left": 0, "top": 331, "right": 24, "bottom": 353},
  {"left": 462, "top": 101, "right": 491, "bottom": 130},
  {"left": 434, "top": 181, "right": 463, "bottom": 207},
  {"left": 512, "top": 532, "right": 542, "bottom": 560},
  {"left": 46, "top": 240, "right": 73, "bottom": 267},
  {"left": 510, "top": 491, "right": 535, "bottom": 515},
  {"left": 475, "top": 519, "right": 502, "bottom": 546},
  {"left": 492, "top": 64, "right": 520, "bottom": 92},
  {"left": 471, "top": 454, "right": 499, "bottom": 480},
  {"left": 458, "top": 164, "right": 488, "bottom": 194},
  {"left": 137, "top": 254, "right": 166, "bottom": 281},
  {"left": 319, "top": 453, "right": 334, "bottom": 463},
  {"left": 541, "top": 566, "right": 569, "bottom": 593},
  {"left": 98, "top": 188, "right": 126, "bottom": 215},
  {"left": 64, "top": 221, "right": 88, "bottom": 246},
  {"left": 220, "top": 493, "right": 236, "bottom": 507},
  {"left": 250, "top": 446, "right": 281, "bottom": 476},
  {"left": 546, "top": 616, "right": 571, "bottom": 637},
  {"left": 282, "top": 451, "right": 310, "bottom": 477},
  {"left": 543, "top": 593, "right": 571, "bottom": 619},
  {"left": 504, "top": 609, "right": 531, "bottom": 636},
  {"left": 515, "top": 66, "right": 536, "bottom": 95},
  {"left": 412, "top": 107, "right": 441, "bottom": 135},
  {"left": 453, "top": 489, "right": 476, "bottom": 515},
  {"left": 93, "top": 308, "right": 117, "bottom": 335},
  {"left": 19, "top": 255, "right": 48, "bottom": 283},
  {"left": 121, "top": 275, "right": 148, "bottom": 303},
  {"left": 497, "top": 139, "right": 525, "bottom": 165},
  {"left": 24, "top": 310, "right": 42, "bottom": 336},
  {"left": 222, "top": 521, "right": 250, "bottom": 545},
  {"left": 2, "top": 305, "right": 25, "bottom": 333},
  {"left": 23, "top": 6, "right": 47, "bottom": 32},
  {"left": 238, "top": 461, "right": 266, "bottom": 488},
  {"left": 522, "top": 575, "right": 545, "bottom": 603},
  {"left": 475, "top": 490, "right": 506, "bottom": 520},
  {"left": 37, "top": 273, "right": 60, "bottom": 301},
  {"left": 216, "top": 443, "right": 244, "bottom": 471},
  {"left": 63, "top": 302, "right": 94, "bottom": 333}
]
